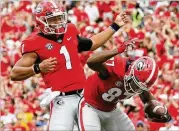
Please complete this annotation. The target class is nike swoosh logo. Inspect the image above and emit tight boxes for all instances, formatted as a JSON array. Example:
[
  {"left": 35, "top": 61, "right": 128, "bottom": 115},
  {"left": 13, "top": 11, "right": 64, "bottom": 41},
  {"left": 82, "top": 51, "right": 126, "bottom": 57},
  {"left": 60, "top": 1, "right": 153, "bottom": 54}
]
[{"left": 67, "top": 37, "right": 71, "bottom": 41}]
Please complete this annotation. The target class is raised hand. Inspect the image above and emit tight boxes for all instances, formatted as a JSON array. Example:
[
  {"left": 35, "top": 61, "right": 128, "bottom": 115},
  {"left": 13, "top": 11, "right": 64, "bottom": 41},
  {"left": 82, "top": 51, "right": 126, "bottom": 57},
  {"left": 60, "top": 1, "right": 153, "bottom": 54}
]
[
  {"left": 117, "top": 38, "right": 138, "bottom": 53},
  {"left": 114, "top": 12, "right": 131, "bottom": 27}
]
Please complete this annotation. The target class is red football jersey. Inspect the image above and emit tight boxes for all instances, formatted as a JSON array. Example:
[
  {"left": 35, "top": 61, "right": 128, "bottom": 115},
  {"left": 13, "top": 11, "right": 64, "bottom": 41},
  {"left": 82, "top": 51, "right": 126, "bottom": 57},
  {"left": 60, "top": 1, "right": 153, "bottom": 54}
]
[
  {"left": 21, "top": 23, "right": 86, "bottom": 92},
  {"left": 84, "top": 56, "right": 134, "bottom": 112}
]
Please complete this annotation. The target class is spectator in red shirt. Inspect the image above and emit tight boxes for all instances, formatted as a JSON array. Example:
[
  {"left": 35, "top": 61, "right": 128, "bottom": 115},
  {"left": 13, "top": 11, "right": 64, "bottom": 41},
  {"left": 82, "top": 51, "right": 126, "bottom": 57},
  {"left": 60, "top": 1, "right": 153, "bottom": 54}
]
[{"left": 1, "top": 47, "right": 11, "bottom": 77}]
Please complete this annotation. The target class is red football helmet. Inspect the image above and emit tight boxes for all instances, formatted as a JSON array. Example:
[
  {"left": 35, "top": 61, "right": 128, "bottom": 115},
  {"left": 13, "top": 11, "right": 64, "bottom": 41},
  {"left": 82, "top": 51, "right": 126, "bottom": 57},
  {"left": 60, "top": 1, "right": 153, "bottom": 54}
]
[
  {"left": 33, "top": 1, "right": 67, "bottom": 34},
  {"left": 124, "top": 56, "right": 159, "bottom": 95}
]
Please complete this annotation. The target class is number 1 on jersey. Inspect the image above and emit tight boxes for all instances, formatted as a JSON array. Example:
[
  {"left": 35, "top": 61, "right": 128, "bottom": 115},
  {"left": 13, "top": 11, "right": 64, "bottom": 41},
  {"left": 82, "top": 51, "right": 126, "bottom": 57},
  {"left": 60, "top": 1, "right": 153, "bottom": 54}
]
[{"left": 60, "top": 46, "right": 72, "bottom": 69}]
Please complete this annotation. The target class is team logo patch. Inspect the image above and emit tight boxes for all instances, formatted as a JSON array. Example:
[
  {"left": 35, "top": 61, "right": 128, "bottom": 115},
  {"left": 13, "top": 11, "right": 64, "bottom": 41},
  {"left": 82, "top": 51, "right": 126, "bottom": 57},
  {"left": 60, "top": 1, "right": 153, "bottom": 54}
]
[
  {"left": 35, "top": 6, "right": 43, "bottom": 13},
  {"left": 136, "top": 61, "right": 144, "bottom": 71},
  {"left": 56, "top": 100, "right": 64, "bottom": 106},
  {"left": 45, "top": 43, "right": 53, "bottom": 50},
  {"left": 54, "top": 98, "right": 64, "bottom": 108}
]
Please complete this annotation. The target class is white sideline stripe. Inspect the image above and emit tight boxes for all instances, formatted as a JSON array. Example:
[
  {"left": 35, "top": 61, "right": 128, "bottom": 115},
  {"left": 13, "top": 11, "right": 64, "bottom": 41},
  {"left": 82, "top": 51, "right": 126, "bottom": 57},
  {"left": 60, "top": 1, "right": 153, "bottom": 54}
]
[
  {"left": 78, "top": 98, "right": 85, "bottom": 131},
  {"left": 145, "top": 57, "right": 156, "bottom": 84}
]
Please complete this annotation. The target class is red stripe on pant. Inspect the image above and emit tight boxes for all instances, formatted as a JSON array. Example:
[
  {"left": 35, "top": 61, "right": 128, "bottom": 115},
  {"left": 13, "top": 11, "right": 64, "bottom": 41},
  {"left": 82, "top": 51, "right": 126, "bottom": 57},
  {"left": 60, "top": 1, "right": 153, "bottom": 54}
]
[
  {"left": 79, "top": 99, "right": 86, "bottom": 131},
  {"left": 47, "top": 102, "right": 54, "bottom": 131}
]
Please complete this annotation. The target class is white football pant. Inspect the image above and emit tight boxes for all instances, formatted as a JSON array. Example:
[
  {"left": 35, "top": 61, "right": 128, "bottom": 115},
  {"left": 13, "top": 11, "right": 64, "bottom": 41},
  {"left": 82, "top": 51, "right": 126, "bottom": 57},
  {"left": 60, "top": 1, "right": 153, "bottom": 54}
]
[
  {"left": 48, "top": 94, "right": 81, "bottom": 130},
  {"left": 78, "top": 98, "right": 135, "bottom": 131}
]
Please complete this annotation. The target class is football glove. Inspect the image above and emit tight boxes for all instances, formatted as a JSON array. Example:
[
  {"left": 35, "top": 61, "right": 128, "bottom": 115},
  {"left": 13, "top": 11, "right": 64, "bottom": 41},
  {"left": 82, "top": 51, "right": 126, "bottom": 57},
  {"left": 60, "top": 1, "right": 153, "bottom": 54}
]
[{"left": 117, "top": 38, "right": 137, "bottom": 53}]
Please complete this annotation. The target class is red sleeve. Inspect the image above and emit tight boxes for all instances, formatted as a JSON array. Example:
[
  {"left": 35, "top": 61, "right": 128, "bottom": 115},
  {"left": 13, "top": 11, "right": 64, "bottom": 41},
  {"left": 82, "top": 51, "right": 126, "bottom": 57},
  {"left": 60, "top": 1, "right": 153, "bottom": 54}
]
[
  {"left": 105, "top": 57, "right": 115, "bottom": 73},
  {"left": 113, "top": 56, "right": 127, "bottom": 76},
  {"left": 20, "top": 33, "right": 40, "bottom": 55},
  {"left": 21, "top": 40, "right": 35, "bottom": 55},
  {"left": 105, "top": 55, "right": 127, "bottom": 76}
]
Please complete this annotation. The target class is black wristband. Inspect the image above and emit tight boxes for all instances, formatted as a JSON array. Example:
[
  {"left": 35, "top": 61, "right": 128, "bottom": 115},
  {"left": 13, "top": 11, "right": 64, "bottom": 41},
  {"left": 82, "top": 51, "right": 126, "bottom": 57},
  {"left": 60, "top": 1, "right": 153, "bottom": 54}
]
[
  {"left": 33, "top": 64, "right": 41, "bottom": 74},
  {"left": 110, "top": 22, "right": 121, "bottom": 32}
]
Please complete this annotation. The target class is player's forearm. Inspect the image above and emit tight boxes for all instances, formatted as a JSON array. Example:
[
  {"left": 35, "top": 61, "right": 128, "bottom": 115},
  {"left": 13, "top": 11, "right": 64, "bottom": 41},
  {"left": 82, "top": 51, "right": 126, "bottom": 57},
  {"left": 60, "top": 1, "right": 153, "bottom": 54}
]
[
  {"left": 10, "top": 66, "right": 36, "bottom": 81},
  {"left": 90, "top": 11, "right": 130, "bottom": 51},
  {"left": 87, "top": 50, "right": 118, "bottom": 65},
  {"left": 87, "top": 50, "right": 118, "bottom": 72},
  {"left": 139, "top": 90, "right": 156, "bottom": 104},
  {"left": 90, "top": 27, "right": 116, "bottom": 51}
]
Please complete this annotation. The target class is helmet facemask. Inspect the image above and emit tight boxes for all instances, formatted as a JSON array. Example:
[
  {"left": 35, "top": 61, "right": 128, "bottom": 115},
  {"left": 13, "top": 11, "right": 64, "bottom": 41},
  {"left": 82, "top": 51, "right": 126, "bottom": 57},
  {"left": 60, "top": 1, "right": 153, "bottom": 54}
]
[
  {"left": 38, "top": 12, "right": 67, "bottom": 35},
  {"left": 124, "top": 69, "right": 149, "bottom": 95}
]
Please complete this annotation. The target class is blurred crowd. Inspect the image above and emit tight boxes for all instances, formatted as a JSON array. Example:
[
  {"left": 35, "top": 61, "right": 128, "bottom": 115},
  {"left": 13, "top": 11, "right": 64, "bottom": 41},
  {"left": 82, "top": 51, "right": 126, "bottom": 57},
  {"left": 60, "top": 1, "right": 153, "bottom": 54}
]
[{"left": 0, "top": 0, "right": 179, "bottom": 131}]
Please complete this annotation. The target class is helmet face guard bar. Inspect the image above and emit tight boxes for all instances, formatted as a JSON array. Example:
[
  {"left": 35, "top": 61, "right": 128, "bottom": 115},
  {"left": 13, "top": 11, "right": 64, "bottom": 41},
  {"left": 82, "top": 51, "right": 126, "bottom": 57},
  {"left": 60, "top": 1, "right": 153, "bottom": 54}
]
[
  {"left": 124, "top": 69, "right": 149, "bottom": 95},
  {"left": 39, "top": 12, "right": 67, "bottom": 34}
]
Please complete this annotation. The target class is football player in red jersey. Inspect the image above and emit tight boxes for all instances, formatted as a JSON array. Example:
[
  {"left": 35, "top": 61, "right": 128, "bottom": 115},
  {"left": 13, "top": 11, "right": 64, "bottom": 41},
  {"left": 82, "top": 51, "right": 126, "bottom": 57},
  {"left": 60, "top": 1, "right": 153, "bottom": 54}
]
[
  {"left": 78, "top": 39, "right": 172, "bottom": 131},
  {"left": 10, "top": 1, "right": 130, "bottom": 130}
]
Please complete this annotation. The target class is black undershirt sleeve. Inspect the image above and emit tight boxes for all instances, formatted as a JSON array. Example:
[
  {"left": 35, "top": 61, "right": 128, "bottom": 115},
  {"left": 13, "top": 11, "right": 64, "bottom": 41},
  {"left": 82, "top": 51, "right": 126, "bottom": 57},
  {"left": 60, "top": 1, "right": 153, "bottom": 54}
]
[{"left": 77, "top": 35, "right": 93, "bottom": 52}]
